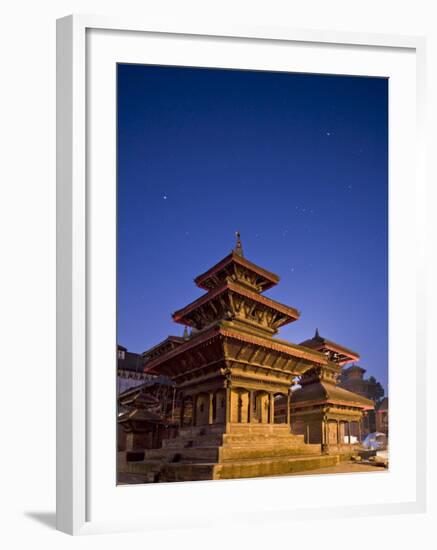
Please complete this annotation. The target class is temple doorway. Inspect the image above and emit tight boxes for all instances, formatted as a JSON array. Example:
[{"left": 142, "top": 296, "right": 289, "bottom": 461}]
[
  {"left": 230, "top": 388, "right": 249, "bottom": 423},
  {"left": 194, "top": 392, "right": 210, "bottom": 426},
  {"left": 253, "top": 391, "right": 269, "bottom": 423}
]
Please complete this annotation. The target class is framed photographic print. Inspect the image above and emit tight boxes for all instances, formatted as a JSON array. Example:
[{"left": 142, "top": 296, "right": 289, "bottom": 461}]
[{"left": 56, "top": 15, "right": 427, "bottom": 535}]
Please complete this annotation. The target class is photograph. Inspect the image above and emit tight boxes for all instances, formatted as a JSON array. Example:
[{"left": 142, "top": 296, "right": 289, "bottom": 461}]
[
  {"left": 0, "top": 0, "right": 431, "bottom": 544},
  {"left": 116, "top": 63, "right": 389, "bottom": 484}
]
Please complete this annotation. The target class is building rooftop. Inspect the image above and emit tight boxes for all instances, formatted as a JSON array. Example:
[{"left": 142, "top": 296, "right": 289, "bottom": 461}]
[
  {"left": 342, "top": 364, "right": 366, "bottom": 374},
  {"left": 144, "top": 322, "right": 327, "bottom": 378},
  {"left": 117, "top": 345, "right": 143, "bottom": 372},
  {"left": 142, "top": 336, "right": 186, "bottom": 363},
  {"left": 194, "top": 234, "right": 280, "bottom": 293},
  {"left": 292, "top": 380, "right": 374, "bottom": 410},
  {"left": 299, "top": 329, "right": 360, "bottom": 365},
  {"left": 173, "top": 279, "right": 300, "bottom": 329}
]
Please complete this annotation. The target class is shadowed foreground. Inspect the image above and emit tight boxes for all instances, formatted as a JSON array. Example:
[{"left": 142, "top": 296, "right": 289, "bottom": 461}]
[{"left": 118, "top": 460, "right": 386, "bottom": 485}]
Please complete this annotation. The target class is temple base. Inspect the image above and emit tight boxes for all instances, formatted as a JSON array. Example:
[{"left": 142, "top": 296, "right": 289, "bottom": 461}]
[{"left": 121, "top": 423, "right": 342, "bottom": 482}]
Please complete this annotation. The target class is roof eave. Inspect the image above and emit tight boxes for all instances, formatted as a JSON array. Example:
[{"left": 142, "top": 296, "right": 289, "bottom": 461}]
[{"left": 194, "top": 251, "right": 280, "bottom": 290}]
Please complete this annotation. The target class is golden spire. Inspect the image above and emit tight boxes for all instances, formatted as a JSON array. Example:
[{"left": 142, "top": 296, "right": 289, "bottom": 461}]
[{"left": 234, "top": 231, "right": 244, "bottom": 257}]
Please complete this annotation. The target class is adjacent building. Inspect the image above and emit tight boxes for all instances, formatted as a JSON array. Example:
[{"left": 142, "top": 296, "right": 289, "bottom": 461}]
[
  {"left": 117, "top": 344, "right": 153, "bottom": 394},
  {"left": 375, "top": 397, "right": 389, "bottom": 434},
  {"left": 338, "top": 363, "right": 386, "bottom": 434}
]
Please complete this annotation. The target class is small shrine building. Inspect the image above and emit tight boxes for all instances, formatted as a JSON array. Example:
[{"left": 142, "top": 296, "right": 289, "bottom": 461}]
[{"left": 290, "top": 330, "right": 374, "bottom": 453}]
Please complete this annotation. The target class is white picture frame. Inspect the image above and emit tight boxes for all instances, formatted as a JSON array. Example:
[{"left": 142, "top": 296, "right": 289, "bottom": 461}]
[{"left": 56, "top": 14, "right": 427, "bottom": 536}]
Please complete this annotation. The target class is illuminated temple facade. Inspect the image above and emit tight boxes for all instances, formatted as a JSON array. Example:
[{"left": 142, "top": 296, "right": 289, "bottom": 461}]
[{"left": 123, "top": 236, "right": 373, "bottom": 482}]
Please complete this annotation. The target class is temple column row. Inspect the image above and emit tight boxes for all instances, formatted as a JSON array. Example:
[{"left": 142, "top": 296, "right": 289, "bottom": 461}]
[
  {"left": 181, "top": 388, "right": 293, "bottom": 426},
  {"left": 227, "top": 388, "right": 290, "bottom": 424},
  {"left": 320, "top": 419, "right": 362, "bottom": 447},
  {"left": 180, "top": 389, "right": 223, "bottom": 427}
]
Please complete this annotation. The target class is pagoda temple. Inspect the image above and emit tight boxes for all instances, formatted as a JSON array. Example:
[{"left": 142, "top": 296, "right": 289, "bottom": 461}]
[
  {"left": 124, "top": 236, "right": 368, "bottom": 482},
  {"left": 290, "top": 330, "right": 374, "bottom": 453}
]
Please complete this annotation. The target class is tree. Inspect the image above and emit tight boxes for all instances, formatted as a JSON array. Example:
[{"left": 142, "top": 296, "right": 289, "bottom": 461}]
[{"left": 367, "top": 376, "right": 385, "bottom": 404}]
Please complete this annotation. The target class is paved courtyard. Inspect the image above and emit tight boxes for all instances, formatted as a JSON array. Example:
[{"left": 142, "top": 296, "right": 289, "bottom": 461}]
[
  {"left": 117, "top": 460, "right": 386, "bottom": 485},
  {"left": 284, "top": 460, "right": 387, "bottom": 476}
]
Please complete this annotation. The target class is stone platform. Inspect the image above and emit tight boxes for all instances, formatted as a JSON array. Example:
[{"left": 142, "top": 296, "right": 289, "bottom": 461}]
[{"left": 122, "top": 423, "right": 340, "bottom": 482}]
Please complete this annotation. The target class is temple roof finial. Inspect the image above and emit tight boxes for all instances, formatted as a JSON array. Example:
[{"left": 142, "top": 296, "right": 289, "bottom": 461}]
[
  {"left": 315, "top": 328, "right": 320, "bottom": 339},
  {"left": 234, "top": 231, "right": 244, "bottom": 257}
]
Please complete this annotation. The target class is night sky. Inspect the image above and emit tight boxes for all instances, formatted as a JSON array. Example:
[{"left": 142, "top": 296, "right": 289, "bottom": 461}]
[{"left": 117, "top": 64, "right": 388, "bottom": 392}]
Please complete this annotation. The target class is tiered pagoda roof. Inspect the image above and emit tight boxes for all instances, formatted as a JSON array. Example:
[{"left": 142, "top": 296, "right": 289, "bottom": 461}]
[
  {"left": 292, "top": 329, "right": 372, "bottom": 412},
  {"left": 142, "top": 336, "right": 186, "bottom": 363},
  {"left": 144, "top": 320, "right": 327, "bottom": 381},
  {"left": 299, "top": 329, "right": 359, "bottom": 366},
  {"left": 194, "top": 250, "right": 280, "bottom": 292},
  {"left": 173, "top": 279, "right": 300, "bottom": 334},
  {"left": 172, "top": 234, "right": 300, "bottom": 336},
  {"left": 292, "top": 377, "right": 374, "bottom": 411},
  {"left": 143, "top": 234, "right": 329, "bottom": 382}
]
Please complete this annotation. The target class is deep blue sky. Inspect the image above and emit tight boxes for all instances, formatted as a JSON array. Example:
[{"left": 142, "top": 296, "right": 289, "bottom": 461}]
[{"left": 117, "top": 64, "right": 388, "bottom": 392}]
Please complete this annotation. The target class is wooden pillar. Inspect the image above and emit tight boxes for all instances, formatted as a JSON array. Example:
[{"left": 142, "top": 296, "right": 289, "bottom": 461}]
[
  {"left": 225, "top": 386, "right": 231, "bottom": 424},
  {"left": 306, "top": 424, "right": 310, "bottom": 444},
  {"left": 248, "top": 390, "right": 254, "bottom": 423},
  {"left": 348, "top": 421, "right": 351, "bottom": 444},
  {"left": 337, "top": 420, "right": 341, "bottom": 444},
  {"left": 126, "top": 432, "right": 135, "bottom": 451},
  {"left": 191, "top": 395, "right": 197, "bottom": 426},
  {"left": 269, "top": 393, "right": 274, "bottom": 424},
  {"left": 358, "top": 420, "right": 362, "bottom": 443},
  {"left": 237, "top": 393, "right": 243, "bottom": 423},
  {"left": 171, "top": 387, "right": 176, "bottom": 421},
  {"left": 208, "top": 392, "right": 214, "bottom": 425},
  {"left": 286, "top": 390, "right": 291, "bottom": 425}
]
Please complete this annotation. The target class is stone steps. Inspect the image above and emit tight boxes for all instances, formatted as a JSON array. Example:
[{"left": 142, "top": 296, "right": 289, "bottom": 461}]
[
  {"left": 220, "top": 444, "right": 321, "bottom": 461},
  {"left": 158, "top": 454, "right": 340, "bottom": 482},
  {"left": 216, "top": 454, "right": 340, "bottom": 479},
  {"left": 222, "top": 433, "right": 305, "bottom": 445},
  {"left": 162, "top": 432, "right": 308, "bottom": 450},
  {"left": 125, "top": 424, "right": 332, "bottom": 482},
  {"left": 162, "top": 435, "right": 223, "bottom": 449},
  {"left": 143, "top": 442, "right": 322, "bottom": 464},
  {"left": 144, "top": 446, "right": 219, "bottom": 462}
]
